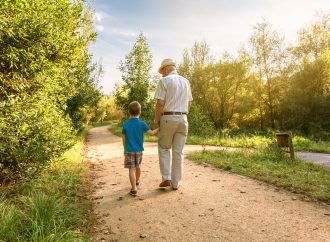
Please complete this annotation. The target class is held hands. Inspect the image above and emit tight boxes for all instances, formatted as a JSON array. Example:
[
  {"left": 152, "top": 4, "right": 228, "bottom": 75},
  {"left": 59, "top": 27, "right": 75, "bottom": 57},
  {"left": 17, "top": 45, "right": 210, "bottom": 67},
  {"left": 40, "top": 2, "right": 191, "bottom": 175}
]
[{"left": 147, "top": 127, "right": 159, "bottom": 136}]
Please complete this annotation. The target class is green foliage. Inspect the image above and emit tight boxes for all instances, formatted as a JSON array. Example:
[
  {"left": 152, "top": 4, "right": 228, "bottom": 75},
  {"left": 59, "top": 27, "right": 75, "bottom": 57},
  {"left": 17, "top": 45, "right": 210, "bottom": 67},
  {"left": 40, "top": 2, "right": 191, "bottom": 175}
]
[
  {"left": 189, "top": 149, "right": 330, "bottom": 202},
  {"left": 91, "top": 96, "right": 112, "bottom": 123},
  {"left": 293, "top": 136, "right": 330, "bottom": 153},
  {"left": 186, "top": 135, "right": 272, "bottom": 149},
  {"left": 176, "top": 13, "right": 330, "bottom": 140},
  {"left": 0, "top": 0, "right": 100, "bottom": 179},
  {"left": 0, "top": 136, "right": 91, "bottom": 241},
  {"left": 249, "top": 20, "right": 286, "bottom": 129},
  {"left": 179, "top": 41, "right": 266, "bottom": 130},
  {"left": 187, "top": 104, "right": 215, "bottom": 136},
  {"left": 115, "top": 33, "right": 155, "bottom": 125},
  {"left": 105, "top": 96, "right": 125, "bottom": 121},
  {"left": 0, "top": 95, "right": 75, "bottom": 180},
  {"left": 110, "top": 122, "right": 330, "bottom": 153},
  {"left": 292, "top": 12, "right": 330, "bottom": 62},
  {"left": 0, "top": 201, "right": 23, "bottom": 241},
  {"left": 66, "top": 63, "right": 103, "bottom": 130},
  {"left": 279, "top": 48, "right": 330, "bottom": 137},
  {"left": 0, "top": 0, "right": 96, "bottom": 100}
]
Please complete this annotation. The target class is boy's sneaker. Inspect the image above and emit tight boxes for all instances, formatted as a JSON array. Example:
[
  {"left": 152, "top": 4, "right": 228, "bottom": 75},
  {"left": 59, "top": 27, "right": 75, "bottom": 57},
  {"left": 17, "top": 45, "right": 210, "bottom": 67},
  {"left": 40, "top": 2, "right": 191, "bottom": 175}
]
[
  {"left": 129, "top": 189, "right": 137, "bottom": 196},
  {"left": 136, "top": 180, "right": 140, "bottom": 187}
]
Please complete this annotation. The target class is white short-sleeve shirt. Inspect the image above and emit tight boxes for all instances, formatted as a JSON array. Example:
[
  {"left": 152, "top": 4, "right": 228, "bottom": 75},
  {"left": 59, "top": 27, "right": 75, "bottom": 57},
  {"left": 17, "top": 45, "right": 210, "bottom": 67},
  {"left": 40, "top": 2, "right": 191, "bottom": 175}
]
[{"left": 154, "top": 70, "right": 193, "bottom": 112}]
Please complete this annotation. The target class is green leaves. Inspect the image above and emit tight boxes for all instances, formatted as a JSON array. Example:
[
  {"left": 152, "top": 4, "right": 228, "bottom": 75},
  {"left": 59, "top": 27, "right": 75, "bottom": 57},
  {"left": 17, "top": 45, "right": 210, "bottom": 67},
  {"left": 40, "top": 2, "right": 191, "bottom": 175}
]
[
  {"left": 0, "top": 95, "right": 75, "bottom": 179},
  {"left": 0, "top": 0, "right": 100, "bottom": 180},
  {"left": 115, "top": 33, "right": 154, "bottom": 124},
  {"left": 178, "top": 14, "right": 330, "bottom": 138}
]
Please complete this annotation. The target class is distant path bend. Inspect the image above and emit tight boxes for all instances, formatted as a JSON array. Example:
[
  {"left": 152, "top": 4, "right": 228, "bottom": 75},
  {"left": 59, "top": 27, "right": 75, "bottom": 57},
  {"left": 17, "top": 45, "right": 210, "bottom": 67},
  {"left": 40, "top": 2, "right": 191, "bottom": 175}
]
[{"left": 297, "top": 152, "right": 330, "bottom": 169}]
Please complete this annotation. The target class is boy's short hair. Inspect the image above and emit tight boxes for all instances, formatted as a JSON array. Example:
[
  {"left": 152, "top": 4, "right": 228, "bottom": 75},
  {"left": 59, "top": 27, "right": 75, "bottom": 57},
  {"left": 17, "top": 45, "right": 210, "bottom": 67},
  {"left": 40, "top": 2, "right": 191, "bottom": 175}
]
[{"left": 128, "top": 101, "right": 141, "bottom": 116}]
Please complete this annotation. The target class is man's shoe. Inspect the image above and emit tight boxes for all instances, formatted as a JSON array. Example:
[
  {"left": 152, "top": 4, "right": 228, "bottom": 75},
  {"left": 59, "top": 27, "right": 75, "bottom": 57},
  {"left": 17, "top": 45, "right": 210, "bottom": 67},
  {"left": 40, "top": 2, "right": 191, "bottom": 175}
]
[
  {"left": 136, "top": 180, "right": 140, "bottom": 187},
  {"left": 159, "top": 180, "right": 172, "bottom": 187},
  {"left": 172, "top": 185, "right": 180, "bottom": 190}
]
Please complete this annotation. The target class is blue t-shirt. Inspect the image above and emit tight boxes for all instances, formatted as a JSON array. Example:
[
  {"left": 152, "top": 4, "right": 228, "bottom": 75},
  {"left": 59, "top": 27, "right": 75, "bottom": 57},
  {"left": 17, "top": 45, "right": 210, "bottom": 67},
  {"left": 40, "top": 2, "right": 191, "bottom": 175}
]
[{"left": 122, "top": 118, "right": 150, "bottom": 152}]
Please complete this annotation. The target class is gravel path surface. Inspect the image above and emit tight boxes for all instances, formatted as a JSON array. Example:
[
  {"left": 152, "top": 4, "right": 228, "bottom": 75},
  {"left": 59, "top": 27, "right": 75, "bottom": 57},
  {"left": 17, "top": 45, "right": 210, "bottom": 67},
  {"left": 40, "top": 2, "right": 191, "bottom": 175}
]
[
  {"left": 297, "top": 152, "right": 330, "bottom": 169},
  {"left": 87, "top": 126, "right": 330, "bottom": 242}
]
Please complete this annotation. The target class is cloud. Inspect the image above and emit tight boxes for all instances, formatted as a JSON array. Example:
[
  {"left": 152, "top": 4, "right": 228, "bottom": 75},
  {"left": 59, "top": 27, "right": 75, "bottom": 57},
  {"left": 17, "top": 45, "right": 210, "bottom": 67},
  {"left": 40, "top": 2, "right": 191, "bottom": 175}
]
[{"left": 111, "top": 28, "right": 138, "bottom": 38}]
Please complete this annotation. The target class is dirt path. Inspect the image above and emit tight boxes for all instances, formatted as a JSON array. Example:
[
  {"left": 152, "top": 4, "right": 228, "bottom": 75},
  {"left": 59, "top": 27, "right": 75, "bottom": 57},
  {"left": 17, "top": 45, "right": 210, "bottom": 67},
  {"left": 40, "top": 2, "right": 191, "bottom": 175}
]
[
  {"left": 87, "top": 126, "right": 330, "bottom": 242},
  {"left": 297, "top": 152, "right": 330, "bottom": 169}
]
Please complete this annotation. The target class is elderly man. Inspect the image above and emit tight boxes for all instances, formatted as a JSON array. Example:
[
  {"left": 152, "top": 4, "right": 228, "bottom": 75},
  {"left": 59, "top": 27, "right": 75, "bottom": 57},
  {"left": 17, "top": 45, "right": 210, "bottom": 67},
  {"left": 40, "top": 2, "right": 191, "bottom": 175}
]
[{"left": 154, "top": 58, "right": 193, "bottom": 190}]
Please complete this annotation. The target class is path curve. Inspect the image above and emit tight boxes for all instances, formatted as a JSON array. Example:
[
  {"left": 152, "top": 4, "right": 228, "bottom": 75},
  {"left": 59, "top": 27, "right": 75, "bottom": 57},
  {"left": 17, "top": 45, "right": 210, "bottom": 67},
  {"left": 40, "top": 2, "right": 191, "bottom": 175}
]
[
  {"left": 297, "top": 152, "right": 330, "bottom": 169},
  {"left": 87, "top": 125, "right": 330, "bottom": 242}
]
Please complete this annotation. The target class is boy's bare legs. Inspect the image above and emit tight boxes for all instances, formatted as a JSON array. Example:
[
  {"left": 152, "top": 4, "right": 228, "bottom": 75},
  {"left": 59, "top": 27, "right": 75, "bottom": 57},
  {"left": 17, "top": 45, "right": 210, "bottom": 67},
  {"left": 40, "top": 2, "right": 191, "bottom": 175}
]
[
  {"left": 129, "top": 168, "right": 137, "bottom": 191},
  {"left": 136, "top": 167, "right": 141, "bottom": 185}
]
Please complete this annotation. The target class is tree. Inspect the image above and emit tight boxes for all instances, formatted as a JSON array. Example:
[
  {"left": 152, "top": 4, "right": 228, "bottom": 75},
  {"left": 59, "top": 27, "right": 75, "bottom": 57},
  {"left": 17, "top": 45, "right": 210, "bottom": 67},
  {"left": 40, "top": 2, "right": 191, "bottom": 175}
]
[
  {"left": 178, "top": 40, "right": 214, "bottom": 82},
  {"left": 178, "top": 42, "right": 261, "bottom": 131},
  {"left": 292, "top": 12, "right": 330, "bottom": 63},
  {"left": 66, "top": 62, "right": 102, "bottom": 130},
  {"left": 278, "top": 13, "right": 330, "bottom": 138},
  {"left": 0, "top": 0, "right": 98, "bottom": 179},
  {"left": 105, "top": 96, "right": 124, "bottom": 121},
  {"left": 279, "top": 49, "right": 330, "bottom": 138},
  {"left": 115, "top": 33, "right": 154, "bottom": 124},
  {"left": 196, "top": 58, "right": 252, "bottom": 129},
  {"left": 249, "top": 20, "right": 287, "bottom": 129}
]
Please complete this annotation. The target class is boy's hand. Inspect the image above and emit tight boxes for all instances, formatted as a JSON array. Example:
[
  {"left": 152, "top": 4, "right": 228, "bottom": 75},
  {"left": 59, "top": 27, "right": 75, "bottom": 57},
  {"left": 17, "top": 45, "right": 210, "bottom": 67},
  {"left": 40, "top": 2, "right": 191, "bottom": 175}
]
[{"left": 147, "top": 127, "right": 159, "bottom": 136}]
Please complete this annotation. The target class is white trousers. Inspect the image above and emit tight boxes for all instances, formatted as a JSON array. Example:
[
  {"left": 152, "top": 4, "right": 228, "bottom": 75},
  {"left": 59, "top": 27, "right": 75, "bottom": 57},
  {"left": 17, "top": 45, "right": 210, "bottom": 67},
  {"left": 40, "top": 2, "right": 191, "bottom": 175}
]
[{"left": 158, "top": 115, "right": 188, "bottom": 188}]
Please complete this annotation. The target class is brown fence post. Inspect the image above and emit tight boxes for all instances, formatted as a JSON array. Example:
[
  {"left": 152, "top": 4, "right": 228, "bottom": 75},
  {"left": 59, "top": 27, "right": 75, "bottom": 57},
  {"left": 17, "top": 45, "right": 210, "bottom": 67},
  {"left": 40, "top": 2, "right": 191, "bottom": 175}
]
[
  {"left": 275, "top": 133, "right": 295, "bottom": 160},
  {"left": 288, "top": 133, "right": 295, "bottom": 160}
]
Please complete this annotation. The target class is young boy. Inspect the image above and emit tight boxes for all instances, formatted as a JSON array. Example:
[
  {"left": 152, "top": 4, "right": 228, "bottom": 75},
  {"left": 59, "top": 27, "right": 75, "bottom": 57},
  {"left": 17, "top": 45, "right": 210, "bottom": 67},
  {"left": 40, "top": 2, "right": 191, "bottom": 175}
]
[{"left": 122, "top": 101, "right": 159, "bottom": 196}]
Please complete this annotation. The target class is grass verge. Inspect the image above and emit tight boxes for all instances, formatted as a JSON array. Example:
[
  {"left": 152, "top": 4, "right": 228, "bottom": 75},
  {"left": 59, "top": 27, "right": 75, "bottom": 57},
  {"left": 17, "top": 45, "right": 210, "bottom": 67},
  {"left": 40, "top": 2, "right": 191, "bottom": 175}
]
[
  {"left": 188, "top": 149, "right": 330, "bottom": 203},
  {"left": 109, "top": 123, "right": 330, "bottom": 153},
  {"left": 92, "top": 121, "right": 113, "bottom": 127},
  {"left": 0, "top": 131, "right": 93, "bottom": 241}
]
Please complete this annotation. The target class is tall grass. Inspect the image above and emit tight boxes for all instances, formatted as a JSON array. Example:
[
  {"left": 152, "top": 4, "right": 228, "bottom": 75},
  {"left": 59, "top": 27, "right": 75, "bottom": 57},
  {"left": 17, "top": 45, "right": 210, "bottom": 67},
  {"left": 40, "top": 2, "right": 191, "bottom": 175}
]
[
  {"left": 109, "top": 123, "right": 330, "bottom": 153},
  {"left": 0, "top": 133, "right": 92, "bottom": 242}
]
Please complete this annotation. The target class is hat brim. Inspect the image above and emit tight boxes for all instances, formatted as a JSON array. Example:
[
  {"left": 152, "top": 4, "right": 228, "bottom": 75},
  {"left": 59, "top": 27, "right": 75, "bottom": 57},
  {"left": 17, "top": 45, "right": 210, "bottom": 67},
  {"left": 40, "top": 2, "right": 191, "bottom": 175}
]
[{"left": 158, "top": 62, "right": 176, "bottom": 73}]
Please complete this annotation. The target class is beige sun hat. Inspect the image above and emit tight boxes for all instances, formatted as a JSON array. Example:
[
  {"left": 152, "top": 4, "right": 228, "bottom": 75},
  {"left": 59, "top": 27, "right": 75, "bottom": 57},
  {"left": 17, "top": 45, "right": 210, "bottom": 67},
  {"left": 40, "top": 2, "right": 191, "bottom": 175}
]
[{"left": 158, "top": 58, "right": 176, "bottom": 73}]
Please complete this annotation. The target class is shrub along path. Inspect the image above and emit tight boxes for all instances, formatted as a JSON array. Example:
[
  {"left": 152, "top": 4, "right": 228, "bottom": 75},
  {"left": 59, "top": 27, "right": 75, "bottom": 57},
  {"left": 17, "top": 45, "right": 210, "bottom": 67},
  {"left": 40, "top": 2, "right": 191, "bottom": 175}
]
[{"left": 87, "top": 125, "right": 330, "bottom": 242}]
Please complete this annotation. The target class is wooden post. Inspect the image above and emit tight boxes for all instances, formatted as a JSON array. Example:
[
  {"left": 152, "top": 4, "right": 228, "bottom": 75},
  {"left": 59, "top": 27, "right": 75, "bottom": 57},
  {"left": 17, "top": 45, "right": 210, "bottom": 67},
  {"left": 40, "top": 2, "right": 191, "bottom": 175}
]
[
  {"left": 288, "top": 134, "right": 295, "bottom": 160},
  {"left": 275, "top": 132, "right": 295, "bottom": 160}
]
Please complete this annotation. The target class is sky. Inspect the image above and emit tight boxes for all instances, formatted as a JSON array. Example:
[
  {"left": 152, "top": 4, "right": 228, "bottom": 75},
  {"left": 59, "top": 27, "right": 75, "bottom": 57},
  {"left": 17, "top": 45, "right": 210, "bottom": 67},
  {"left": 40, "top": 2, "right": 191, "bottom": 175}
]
[{"left": 89, "top": 0, "right": 330, "bottom": 94}]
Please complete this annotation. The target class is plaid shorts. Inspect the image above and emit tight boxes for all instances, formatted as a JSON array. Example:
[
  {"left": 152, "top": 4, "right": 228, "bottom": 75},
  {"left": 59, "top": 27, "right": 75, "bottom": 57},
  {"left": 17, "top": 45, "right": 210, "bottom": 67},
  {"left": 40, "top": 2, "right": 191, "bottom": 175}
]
[{"left": 124, "top": 152, "right": 143, "bottom": 169}]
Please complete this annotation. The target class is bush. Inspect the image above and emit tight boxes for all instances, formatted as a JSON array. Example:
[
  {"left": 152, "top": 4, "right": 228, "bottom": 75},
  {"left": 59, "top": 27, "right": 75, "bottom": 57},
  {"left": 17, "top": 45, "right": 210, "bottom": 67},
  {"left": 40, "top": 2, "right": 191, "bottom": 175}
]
[
  {"left": 293, "top": 136, "right": 312, "bottom": 149},
  {"left": 188, "top": 104, "right": 215, "bottom": 137},
  {"left": 0, "top": 0, "right": 98, "bottom": 181},
  {"left": 0, "top": 96, "right": 75, "bottom": 181},
  {"left": 0, "top": 136, "right": 91, "bottom": 241}
]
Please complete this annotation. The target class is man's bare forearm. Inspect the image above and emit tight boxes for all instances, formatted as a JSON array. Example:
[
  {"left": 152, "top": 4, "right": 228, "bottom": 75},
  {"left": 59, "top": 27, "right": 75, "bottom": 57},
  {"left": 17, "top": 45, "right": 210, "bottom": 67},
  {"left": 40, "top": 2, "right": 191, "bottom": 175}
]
[
  {"left": 154, "top": 105, "right": 163, "bottom": 123},
  {"left": 154, "top": 99, "right": 164, "bottom": 128},
  {"left": 188, "top": 101, "right": 192, "bottom": 112}
]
